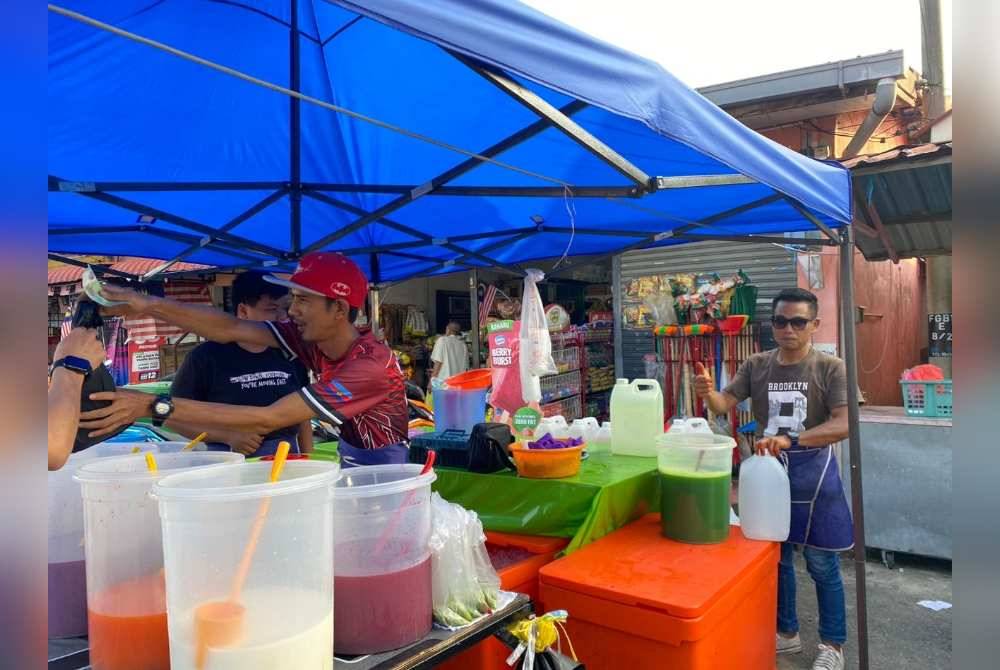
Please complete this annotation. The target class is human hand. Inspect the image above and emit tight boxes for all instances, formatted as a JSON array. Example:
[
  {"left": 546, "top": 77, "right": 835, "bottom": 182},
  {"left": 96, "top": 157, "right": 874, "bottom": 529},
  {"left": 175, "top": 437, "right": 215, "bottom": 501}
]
[
  {"left": 226, "top": 432, "right": 263, "bottom": 455},
  {"left": 97, "top": 284, "right": 155, "bottom": 318},
  {"left": 53, "top": 327, "right": 106, "bottom": 370},
  {"left": 693, "top": 362, "right": 713, "bottom": 399},
  {"left": 79, "top": 390, "right": 154, "bottom": 437},
  {"left": 754, "top": 434, "right": 792, "bottom": 457}
]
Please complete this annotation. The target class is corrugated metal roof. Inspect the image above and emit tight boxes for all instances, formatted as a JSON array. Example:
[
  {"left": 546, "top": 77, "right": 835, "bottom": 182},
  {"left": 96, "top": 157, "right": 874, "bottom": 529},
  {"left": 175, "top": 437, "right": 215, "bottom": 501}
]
[
  {"left": 47, "top": 258, "right": 210, "bottom": 285},
  {"left": 841, "top": 141, "right": 951, "bottom": 169},
  {"left": 844, "top": 142, "right": 952, "bottom": 261}
]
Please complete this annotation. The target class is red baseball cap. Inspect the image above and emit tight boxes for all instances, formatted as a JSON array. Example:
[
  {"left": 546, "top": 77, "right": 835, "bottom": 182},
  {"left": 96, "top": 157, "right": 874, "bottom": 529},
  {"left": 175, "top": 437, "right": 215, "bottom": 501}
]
[{"left": 264, "top": 252, "right": 368, "bottom": 308}]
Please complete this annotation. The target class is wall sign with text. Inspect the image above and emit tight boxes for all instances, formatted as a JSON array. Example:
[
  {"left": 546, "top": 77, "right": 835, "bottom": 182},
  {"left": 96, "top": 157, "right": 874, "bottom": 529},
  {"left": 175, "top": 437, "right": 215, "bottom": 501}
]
[{"left": 928, "top": 313, "right": 952, "bottom": 357}]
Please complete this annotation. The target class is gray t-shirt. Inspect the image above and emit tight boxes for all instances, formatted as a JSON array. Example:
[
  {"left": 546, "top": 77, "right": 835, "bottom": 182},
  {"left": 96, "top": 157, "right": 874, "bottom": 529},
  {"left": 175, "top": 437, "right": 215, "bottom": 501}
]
[{"left": 724, "top": 348, "right": 848, "bottom": 438}]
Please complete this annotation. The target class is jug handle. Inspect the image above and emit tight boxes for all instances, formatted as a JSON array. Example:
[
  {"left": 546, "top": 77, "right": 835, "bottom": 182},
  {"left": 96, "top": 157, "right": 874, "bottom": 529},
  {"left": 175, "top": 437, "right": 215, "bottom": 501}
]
[{"left": 634, "top": 381, "right": 659, "bottom": 393}]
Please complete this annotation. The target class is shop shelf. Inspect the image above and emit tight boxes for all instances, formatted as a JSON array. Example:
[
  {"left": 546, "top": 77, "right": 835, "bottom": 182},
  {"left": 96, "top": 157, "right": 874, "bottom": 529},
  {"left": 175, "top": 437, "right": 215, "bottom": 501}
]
[
  {"left": 540, "top": 395, "right": 582, "bottom": 421},
  {"left": 540, "top": 370, "right": 582, "bottom": 404},
  {"left": 551, "top": 346, "right": 581, "bottom": 373}
]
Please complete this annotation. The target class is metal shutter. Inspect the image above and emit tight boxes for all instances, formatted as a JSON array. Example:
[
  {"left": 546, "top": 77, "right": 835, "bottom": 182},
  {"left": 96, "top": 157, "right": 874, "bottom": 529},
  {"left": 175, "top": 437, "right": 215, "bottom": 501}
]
[{"left": 613, "top": 241, "right": 798, "bottom": 379}]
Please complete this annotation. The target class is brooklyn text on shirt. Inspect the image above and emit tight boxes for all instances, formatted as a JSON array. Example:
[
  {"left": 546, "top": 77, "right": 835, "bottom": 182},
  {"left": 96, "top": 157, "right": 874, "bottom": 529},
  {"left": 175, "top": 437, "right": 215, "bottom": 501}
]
[{"left": 767, "top": 381, "right": 809, "bottom": 392}]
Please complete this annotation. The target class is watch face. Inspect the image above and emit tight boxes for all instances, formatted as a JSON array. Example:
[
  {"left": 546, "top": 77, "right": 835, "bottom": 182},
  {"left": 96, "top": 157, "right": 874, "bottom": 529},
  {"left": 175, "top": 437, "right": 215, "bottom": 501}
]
[{"left": 154, "top": 400, "right": 171, "bottom": 415}]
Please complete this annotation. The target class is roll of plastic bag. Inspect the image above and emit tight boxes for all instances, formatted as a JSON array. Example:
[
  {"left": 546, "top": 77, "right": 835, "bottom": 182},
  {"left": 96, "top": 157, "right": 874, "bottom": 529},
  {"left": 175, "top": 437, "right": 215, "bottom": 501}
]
[{"left": 519, "top": 269, "right": 557, "bottom": 402}]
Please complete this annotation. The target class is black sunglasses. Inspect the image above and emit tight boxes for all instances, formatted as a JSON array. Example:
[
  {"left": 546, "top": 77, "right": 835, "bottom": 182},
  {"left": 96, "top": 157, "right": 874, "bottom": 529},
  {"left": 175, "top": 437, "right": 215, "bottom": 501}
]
[{"left": 771, "top": 316, "right": 813, "bottom": 331}]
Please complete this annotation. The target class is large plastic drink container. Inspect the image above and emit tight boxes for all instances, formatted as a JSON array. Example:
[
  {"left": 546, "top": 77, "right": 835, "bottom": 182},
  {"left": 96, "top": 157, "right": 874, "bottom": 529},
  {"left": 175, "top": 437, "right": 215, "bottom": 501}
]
[
  {"left": 333, "top": 464, "right": 437, "bottom": 655},
  {"left": 48, "top": 449, "right": 99, "bottom": 638},
  {"left": 154, "top": 460, "right": 340, "bottom": 670},
  {"left": 433, "top": 387, "right": 487, "bottom": 433},
  {"left": 75, "top": 452, "right": 243, "bottom": 670},
  {"left": 154, "top": 440, "right": 207, "bottom": 453},
  {"left": 656, "top": 421, "right": 735, "bottom": 544},
  {"left": 91, "top": 441, "right": 161, "bottom": 458},
  {"left": 610, "top": 379, "right": 664, "bottom": 457}
]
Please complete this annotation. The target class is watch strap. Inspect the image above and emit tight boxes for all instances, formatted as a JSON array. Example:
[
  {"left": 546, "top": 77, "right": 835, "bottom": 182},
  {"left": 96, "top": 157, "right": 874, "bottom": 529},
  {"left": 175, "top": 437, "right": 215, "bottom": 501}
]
[
  {"left": 152, "top": 394, "right": 174, "bottom": 427},
  {"left": 50, "top": 356, "right": 92, "bottom": 377}
]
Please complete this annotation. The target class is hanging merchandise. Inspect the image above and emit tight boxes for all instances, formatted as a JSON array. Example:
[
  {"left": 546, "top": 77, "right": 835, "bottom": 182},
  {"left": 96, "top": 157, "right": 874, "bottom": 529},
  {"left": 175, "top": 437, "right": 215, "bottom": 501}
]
[
  {"left": 544, "top": 304, "right": 571, "bottom": 332},
  {"left": 729, "top": 270, "right": 758, "bottom": 320},
  {"left": 488, "top": 320, "right": 526, "bottom": 416},
  {"left": 642, "top": 288, "right": 677, "bottom": 328},
  {"left": 519, "top": 270, "right": 558, "bottom": 403},
  {"left": 404, "top": 306, "right": 429, "bottom": 338}
]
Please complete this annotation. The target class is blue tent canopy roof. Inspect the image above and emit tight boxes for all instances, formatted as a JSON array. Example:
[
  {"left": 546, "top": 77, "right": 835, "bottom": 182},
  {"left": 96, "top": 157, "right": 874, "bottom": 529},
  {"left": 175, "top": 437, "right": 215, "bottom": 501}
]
[{"left": 48, "top": 0, "right": 852, "bottom": 282}]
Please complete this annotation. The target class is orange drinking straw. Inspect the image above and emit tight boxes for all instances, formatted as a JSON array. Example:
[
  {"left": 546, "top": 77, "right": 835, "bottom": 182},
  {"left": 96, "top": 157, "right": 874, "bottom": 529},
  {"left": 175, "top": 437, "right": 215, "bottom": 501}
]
[
  {"left": 193, "top": 441, "right": 290, "bottom": 669},
  {"left": 183, "top": 432, "right": 208, "bottom": 451}
]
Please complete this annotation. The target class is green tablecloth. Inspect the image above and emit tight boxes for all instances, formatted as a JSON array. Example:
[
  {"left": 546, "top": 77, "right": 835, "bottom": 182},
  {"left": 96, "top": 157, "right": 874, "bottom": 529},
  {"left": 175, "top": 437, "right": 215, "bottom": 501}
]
[{"left": 432, "top": 451, "right": 660, "bottom": 554}]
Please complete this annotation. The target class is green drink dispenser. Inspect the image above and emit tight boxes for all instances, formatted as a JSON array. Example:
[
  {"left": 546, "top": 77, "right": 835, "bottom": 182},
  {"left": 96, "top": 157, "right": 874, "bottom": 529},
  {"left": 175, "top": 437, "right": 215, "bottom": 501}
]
[{"left": 656, "top": 419, "right": 736, "bottom": 544}]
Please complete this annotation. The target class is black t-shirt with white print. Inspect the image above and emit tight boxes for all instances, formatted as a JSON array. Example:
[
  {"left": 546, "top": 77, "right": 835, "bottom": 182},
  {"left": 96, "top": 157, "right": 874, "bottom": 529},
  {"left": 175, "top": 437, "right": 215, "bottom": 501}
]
[{"left": 170, "top": 341, "right": 309, "bottom": 442}]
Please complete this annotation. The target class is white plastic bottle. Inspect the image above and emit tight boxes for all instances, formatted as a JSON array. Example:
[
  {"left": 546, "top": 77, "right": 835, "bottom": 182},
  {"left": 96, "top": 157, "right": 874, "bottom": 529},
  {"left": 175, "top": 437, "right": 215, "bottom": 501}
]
[{"left": 738, "top": 454, "right": 791, "bottom": 541}]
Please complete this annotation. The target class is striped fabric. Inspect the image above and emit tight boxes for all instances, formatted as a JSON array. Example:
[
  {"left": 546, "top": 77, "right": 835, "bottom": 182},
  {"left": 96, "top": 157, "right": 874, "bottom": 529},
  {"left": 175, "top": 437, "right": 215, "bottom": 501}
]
[
  {"left": 479, "top": 283, "right": 497, "bottom": 328},
  {"left": 124, "top": 282, "right": 213, "bottom": 343},
  {"left": 60, "top": 317, "right": 73, "bottom": 339}
]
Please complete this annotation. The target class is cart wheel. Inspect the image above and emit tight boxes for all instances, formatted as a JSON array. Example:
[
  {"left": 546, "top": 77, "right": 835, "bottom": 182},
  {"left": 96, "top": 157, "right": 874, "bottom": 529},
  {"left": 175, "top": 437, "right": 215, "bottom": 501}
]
[{"left": 881, "top": 550, "right": 895, "bottom": 570}]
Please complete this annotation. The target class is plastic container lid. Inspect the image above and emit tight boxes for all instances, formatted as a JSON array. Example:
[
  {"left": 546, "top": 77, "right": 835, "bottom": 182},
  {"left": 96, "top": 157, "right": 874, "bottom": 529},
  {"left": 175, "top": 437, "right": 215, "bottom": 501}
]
[
  {"left": 443, "top": 368, "right": 493, "bottom": 390},
  {"left": 334, "top": 463, "right": 437, "bottom": 499},
  {"left": 153, "top": 460, "right": 338, "bottom": 502},
  {"left": 485, "top": 531, "right": 569, "bottom": 555},
  {"left": 539, "top": 514, "right": 777, "bottom": 619},
  {"left": 75, "top": 451, "right": 242, "bottom": 486}
]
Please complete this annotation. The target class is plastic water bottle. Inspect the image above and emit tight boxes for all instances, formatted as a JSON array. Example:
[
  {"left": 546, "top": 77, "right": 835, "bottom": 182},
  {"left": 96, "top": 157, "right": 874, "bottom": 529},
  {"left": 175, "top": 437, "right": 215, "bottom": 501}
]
[{"left": 738, "top": 454, "right": 791, "bottom": 541}]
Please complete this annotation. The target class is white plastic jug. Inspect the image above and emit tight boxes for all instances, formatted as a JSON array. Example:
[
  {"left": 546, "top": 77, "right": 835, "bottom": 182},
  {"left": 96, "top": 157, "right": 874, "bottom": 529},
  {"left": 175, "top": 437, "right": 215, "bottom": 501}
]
[
  {"left": 738, "top": 454, "right": 791, "bottom": 541},
  {"left": 533, "top": 416, "right": 569, "bottom": 440},
  {"left": 568, "top": 417, "right": 599, "bottom": 443},
  {"left": 610, "top": 379, "right": 664, "bottom": 457},
  {"left": 590, "top": 422, "right": 613, "bottom": 452}
]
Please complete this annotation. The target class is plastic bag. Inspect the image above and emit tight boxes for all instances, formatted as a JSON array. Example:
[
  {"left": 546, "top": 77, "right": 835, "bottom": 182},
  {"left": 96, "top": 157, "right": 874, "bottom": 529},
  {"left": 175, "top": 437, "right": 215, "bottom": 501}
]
[
  {"left": 519, "top": 269, "right": 557, "bottom": 402},
  {"left": 430, "top": 493, "right": 501, "bottom": 628},
  {"left": 643, "top": 292, "right": 677, "bottom": 326}
]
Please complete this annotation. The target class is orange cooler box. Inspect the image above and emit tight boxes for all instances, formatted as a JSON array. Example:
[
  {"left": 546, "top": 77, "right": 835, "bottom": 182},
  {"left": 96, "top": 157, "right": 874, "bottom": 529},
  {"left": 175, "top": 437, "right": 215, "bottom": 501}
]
[
  {"left": 539, "top": 515, "right": 779, "bottom": 670},
  {"left": 438, "top": 531, "right": 569, "bottom": 670}
]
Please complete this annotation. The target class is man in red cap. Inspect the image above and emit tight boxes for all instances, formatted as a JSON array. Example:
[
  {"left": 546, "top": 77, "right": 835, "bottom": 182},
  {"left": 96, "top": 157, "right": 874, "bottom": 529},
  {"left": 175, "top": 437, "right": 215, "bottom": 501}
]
[{"left": 80, "top": 252, "right": 410, "bottom": 465}]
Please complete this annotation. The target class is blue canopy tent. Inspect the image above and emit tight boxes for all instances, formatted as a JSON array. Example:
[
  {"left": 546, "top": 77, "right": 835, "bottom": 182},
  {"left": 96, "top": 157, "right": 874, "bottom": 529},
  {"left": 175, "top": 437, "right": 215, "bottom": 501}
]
[{"left": 47, "top": 2, "right": 869, "bottom": 666}]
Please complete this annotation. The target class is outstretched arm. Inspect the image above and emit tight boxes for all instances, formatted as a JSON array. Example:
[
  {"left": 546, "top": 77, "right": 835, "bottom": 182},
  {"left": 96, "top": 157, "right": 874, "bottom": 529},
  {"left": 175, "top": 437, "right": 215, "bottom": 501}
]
[
  {"left": 80, "top": 389, "right": 317, "bottom": 438},
  {"left": 100, "top": 284, "right": 277, "bottom": 348}
]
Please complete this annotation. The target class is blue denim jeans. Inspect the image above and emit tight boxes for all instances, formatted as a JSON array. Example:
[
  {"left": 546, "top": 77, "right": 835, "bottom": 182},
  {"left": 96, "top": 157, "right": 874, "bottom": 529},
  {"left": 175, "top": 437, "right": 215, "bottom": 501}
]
[{"left": 778, "top": 542, "right": 847, "bottom": 645}]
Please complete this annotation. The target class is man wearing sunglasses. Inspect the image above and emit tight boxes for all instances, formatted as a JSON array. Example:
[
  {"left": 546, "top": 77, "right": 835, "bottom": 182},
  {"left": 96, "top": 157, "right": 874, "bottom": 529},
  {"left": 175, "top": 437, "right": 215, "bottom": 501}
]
[{"left": 695, "top": 288, "right": 851, "bottom": 670}]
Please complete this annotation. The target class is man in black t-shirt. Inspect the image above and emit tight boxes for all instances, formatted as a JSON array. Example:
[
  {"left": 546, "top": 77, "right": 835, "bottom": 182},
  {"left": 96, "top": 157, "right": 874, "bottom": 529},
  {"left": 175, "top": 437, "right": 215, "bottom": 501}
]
[{"left": 168, "top": 272, "right": 313, "bottom": 456}]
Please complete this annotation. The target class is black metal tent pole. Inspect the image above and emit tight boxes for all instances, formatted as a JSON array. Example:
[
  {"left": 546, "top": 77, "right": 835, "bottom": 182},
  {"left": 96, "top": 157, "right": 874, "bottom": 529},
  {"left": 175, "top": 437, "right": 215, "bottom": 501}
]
[
  {"left": 301, "top": 99, "right": 588, "bottom": 254},
  {"left": 302, "top": 190, "right": 526, "bottom": 275},
  {"left": 143, "top": 188, "right": 289, "bottom": 279},
  {"left": 839, "top": 223, "right": 870, "bottom": 670},
  {"left": 289, "top": 0, "right": 302, "bottom": 255},
  {"left": 49, "top": 174, "right": 288, "bottom": 259}
]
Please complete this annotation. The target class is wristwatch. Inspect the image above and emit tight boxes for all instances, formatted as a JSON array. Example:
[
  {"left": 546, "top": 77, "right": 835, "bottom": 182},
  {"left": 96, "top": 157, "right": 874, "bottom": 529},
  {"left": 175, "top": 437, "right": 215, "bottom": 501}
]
[
  {"left": 786, "top": 431, "right": 800, "bottom": 449},
  {"left": 151, "top": 394, "right": 175, "bottom": 427},
  {"left": 50, "top": 356, "right": 92, "bottom": 377}
]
